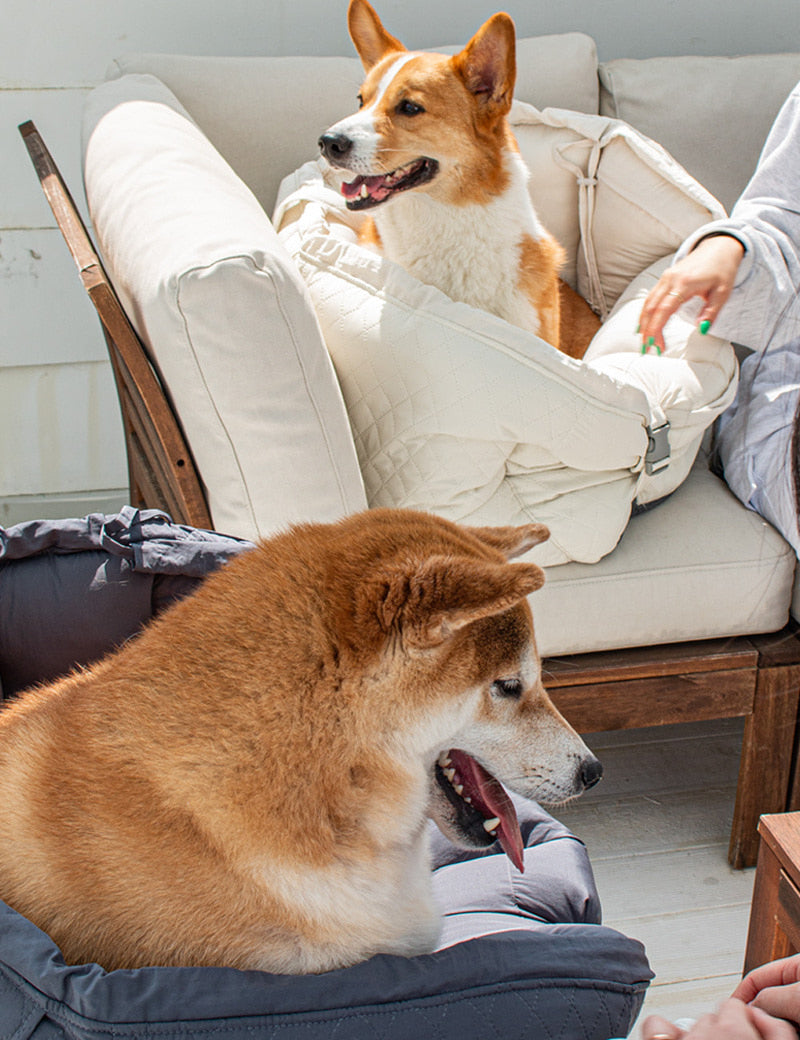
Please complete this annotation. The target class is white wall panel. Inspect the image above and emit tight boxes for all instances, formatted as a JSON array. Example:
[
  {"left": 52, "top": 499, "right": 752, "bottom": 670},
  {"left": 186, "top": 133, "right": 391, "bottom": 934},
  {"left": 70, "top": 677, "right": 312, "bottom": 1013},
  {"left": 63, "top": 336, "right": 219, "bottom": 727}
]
[
  {"left": 0, "top": 229, "right": 105, "bottom": 367},
  {"left": 1, "top": 0, "right": 798, "bottom": 85},
  {"left": 0, "top": 362, "right": 126, "bottom": 497},
  {"left": 2, "top": 89, "right": 91, "bottom": 229}
]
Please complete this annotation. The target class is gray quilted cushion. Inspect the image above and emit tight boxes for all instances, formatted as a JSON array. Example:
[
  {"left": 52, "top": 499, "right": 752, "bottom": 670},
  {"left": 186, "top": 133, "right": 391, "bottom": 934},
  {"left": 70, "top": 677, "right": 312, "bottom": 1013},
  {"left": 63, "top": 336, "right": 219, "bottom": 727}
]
[{"left": 0, "top": 806, "right": 651, "bottom": 1039}]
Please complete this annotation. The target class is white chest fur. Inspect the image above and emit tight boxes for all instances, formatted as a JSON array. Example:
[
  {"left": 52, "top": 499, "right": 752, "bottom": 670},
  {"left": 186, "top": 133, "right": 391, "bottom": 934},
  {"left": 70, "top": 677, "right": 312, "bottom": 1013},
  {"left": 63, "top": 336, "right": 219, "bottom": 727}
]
[{"left": 373, "top": 152, "right": 544, "bottom": 334}]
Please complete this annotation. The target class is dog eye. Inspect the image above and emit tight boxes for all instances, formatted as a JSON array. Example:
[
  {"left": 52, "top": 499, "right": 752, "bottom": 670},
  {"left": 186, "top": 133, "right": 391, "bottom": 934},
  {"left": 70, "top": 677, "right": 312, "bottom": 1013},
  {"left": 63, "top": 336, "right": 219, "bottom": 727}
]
[
  {"left": 397, "top": 99, "right": 424, "bottom": 116},
  {"left": 491, "top": 678, "right": 523, "bottom": 699},
  {"left": 357, "top": 93, "right": 365, "bottom": 109}
]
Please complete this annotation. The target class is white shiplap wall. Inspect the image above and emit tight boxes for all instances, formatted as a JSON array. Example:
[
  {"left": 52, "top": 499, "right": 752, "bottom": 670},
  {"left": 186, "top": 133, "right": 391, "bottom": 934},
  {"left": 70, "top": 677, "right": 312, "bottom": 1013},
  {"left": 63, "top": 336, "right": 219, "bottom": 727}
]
[{"left": 2, "top": 0, "right": 799, "bottom": 525}]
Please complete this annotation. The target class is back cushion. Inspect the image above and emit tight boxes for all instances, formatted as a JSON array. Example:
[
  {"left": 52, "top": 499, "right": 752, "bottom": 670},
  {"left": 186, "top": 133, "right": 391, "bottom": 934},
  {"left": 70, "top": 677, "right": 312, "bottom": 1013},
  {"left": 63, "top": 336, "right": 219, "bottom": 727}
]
[
  {"left": 83, "top": 74, "right": 367, "bottom": 542},
  {"left": 599, "top": 53, "right": 800, "bottom": 211}
]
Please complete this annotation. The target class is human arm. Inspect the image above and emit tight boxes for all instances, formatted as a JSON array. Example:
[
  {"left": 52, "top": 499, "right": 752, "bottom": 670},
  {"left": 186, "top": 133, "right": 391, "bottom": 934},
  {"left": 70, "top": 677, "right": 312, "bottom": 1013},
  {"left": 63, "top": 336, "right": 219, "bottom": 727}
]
[{"left": 639, "top": 81, "right": 800, "bottom": 354}]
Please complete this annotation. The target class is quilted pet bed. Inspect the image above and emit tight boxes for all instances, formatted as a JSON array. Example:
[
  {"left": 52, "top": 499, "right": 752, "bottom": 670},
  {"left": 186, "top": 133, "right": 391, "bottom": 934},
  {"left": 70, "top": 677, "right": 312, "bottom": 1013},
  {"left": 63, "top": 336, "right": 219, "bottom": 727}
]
[
  {"left": 0, "top": 874, "right": 651, "bottom": 1040},
  {"left": 0, "top": 815, "right": 651, "bottom": 1040},
  {"left": 275, "top": 104, "right": 739, "bottom": 566},
  {"left": 0, "top": 512, "right": 651, "bottom": 1038}
]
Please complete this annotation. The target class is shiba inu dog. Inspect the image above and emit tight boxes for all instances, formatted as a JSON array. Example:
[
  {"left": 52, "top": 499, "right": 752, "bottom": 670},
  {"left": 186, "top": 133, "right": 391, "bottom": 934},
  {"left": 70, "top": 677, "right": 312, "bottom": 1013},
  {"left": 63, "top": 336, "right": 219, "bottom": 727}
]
[
  {"left": 0, "top": 509, "right": 601, "bottom": 973},
  {"left": 318, "top": 0, "right": 600, "bottom": 358}
]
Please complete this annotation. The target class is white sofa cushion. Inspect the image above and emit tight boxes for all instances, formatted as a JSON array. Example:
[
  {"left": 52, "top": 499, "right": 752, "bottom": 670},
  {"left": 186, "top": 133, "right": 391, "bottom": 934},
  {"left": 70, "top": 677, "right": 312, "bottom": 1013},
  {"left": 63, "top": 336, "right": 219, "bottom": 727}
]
[
  {"left": 275, "top": 106, "right": 736, "bottom": 566},
  {"left": 599, "top": 53, "right": 800, "bottom": 212},
  {"left": 106, "top": 33, "right": 599, "bottom": 214},
  {"left": 535, "top": 445, "right": 794, "bottom": 656},
  {"left": 82, "top": 74, "right": 367, "bottom": 541}
]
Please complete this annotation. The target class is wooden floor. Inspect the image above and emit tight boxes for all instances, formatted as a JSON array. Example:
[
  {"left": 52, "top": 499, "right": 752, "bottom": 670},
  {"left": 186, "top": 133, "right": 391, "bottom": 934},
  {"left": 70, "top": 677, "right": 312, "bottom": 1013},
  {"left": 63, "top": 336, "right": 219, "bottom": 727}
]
[{"left": 556, "top": 716, "right": 756, "bottom": 1037}]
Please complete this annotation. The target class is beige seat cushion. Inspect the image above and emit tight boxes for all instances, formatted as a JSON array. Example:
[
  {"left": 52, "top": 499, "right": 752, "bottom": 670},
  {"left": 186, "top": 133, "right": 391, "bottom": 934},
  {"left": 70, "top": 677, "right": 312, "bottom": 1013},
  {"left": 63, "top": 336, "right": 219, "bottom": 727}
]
[{"left": 534, "top": 446, "right": 795, "bottom": 657}]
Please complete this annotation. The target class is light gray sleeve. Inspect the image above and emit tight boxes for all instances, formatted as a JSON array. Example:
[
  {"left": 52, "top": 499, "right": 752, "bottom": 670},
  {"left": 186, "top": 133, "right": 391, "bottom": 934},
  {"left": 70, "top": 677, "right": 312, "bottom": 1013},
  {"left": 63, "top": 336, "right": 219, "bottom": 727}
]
[{"left": 675, "top": 81, "right": 800, "bottom": 351}]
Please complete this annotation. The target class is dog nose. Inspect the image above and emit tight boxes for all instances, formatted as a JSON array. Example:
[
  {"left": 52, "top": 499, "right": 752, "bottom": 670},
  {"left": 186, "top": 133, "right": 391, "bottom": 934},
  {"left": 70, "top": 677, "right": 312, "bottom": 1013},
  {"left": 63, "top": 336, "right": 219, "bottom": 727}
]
[
  {"left": 318, "top": 132, "right": 353, "bottom": 164},
  {"left": 580, "top": 755, "right": 603, "bottom": 790}
]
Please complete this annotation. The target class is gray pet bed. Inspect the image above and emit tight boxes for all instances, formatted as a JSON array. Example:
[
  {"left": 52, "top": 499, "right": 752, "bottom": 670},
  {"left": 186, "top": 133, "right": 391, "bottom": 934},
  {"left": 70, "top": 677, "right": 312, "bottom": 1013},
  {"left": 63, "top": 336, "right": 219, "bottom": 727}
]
[{"left": 0, "top": 510, "right": 652, "bottom": 1039}]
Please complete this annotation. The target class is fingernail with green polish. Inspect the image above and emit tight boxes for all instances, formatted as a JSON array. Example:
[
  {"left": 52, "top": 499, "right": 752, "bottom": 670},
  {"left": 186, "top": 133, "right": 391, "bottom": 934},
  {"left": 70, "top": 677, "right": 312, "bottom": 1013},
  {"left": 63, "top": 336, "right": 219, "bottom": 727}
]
[{"left": 699, "top": 319, "right": 711, "bottom": 335}]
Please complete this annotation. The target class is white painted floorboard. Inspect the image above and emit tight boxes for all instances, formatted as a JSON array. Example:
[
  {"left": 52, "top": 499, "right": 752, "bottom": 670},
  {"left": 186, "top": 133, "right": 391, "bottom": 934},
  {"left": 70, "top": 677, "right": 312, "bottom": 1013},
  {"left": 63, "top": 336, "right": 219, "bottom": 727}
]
[{"left": 555, "top": 718, "right": 755, "bottom": 1037}]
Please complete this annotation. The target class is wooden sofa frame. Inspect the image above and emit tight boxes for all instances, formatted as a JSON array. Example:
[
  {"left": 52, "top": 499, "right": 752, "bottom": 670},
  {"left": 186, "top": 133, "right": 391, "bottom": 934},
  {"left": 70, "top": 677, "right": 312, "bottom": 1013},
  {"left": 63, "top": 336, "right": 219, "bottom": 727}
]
[{"left": 21, "top": 120, "right": 800, "bottom": 868}]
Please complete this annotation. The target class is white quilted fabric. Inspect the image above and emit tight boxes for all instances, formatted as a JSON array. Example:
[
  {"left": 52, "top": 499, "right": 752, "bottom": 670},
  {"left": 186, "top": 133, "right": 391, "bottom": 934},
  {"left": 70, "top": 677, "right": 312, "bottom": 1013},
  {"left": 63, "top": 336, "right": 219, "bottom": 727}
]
[{"left": 275, "top": 106, "right": 738, "bottom": 566}]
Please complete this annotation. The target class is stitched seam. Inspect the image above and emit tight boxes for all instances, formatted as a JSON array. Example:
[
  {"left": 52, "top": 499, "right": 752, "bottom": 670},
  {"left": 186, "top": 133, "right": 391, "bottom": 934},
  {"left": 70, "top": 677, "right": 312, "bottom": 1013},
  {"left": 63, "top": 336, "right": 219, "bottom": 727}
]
[
  {"left": 296, "top": 245, "right": 650, "bottom": 426},
  {"left": 268, "top": 268, "right": 362, "bottom": 514},
  {"left": 173, "top": 257, "right": 259, "bottom": 534},
  {"left": 15, "top": 979, "right": 650, "bottom": 1036}
]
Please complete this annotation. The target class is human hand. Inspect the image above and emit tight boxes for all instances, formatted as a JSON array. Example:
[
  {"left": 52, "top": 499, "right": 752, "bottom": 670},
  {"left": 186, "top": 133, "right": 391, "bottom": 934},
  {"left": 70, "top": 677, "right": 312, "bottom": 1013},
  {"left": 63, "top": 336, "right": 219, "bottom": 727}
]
[
  {"left": 638, "top": 234, "right": 745, "bottom": 353},
  {"left": 733, "top": 953, "right": 800, "bottom": 1024},
  {"left": 641, "top": 998, "right": 797, "bottom": 1039}
]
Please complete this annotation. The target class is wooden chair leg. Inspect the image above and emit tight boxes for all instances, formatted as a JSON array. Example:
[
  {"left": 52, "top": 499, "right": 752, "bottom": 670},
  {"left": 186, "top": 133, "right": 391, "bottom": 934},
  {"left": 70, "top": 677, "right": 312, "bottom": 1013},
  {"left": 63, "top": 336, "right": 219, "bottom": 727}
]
[
  {"left": 729, "top": 662, "right": 800, "bottom": 868},
  {"left": 743, "top": 827, "right": 794, "bottom": 972}
]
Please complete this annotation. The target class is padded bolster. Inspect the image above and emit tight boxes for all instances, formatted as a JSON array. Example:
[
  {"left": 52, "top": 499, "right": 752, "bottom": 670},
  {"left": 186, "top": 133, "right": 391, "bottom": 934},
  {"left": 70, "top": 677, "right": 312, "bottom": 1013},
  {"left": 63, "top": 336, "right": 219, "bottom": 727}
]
[
  {"left": 0, "top": 900, "right": 650, "bottom": 1040},
  {"left": 0, "top": 905, "right": 650, "bottom": 1040}
]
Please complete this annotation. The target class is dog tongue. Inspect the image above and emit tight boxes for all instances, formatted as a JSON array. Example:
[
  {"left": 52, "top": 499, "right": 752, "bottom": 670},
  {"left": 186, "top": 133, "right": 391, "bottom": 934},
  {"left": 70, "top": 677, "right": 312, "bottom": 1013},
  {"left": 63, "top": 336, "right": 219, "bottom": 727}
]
[
  {"left": 341, "top": 174, "right": 393, "bottom": 202},
  {"left": 448, "top": 749, "right": 525, "bottom": 873}
]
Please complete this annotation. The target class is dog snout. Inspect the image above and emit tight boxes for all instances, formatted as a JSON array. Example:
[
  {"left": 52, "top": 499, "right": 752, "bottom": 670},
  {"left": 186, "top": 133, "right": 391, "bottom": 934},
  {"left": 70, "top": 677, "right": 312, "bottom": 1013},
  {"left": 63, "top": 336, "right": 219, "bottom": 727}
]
[
  {"left": 580, "top": 754, "right": 603, "bottom": 791},
  {"left": 318, "top": 132, "right": 353, "bottom": 166}
]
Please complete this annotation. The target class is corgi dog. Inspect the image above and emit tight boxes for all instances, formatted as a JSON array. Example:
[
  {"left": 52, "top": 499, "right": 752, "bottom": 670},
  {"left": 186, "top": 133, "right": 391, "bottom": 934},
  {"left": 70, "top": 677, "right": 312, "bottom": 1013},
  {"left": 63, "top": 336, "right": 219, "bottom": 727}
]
[
  {"left": 318, "top": 0, "right": 600, "bottom": 359},
  {"left": 0, "top": 509, "right": 601, "bottom": 974}
]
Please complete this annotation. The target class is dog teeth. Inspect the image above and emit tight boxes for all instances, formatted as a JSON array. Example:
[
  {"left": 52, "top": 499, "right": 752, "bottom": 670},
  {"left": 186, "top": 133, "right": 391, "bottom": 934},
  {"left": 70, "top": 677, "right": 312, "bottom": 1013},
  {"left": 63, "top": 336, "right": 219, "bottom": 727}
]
[
  {"left": 437, "top": 753, "right": 471, "bottom": 802},
  {"left": 483, "top": 817, "right": 501, "bottom": 835}
]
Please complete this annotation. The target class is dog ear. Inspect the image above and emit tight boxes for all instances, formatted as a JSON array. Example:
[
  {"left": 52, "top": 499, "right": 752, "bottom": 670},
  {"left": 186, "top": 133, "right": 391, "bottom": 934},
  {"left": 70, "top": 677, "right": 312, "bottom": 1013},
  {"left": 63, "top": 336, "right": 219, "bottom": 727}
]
[
  {"left": 453, "top": 13, "right": 516, "bottom": 113},
  {"left": 466, "top": 523, "right": 550, "bottom": 560},
  {"left": 362, "top": 555, "right": 545, "bottom": 649},
  {"left": 348, "top": 0, "right": 406, "bottom": 70}
]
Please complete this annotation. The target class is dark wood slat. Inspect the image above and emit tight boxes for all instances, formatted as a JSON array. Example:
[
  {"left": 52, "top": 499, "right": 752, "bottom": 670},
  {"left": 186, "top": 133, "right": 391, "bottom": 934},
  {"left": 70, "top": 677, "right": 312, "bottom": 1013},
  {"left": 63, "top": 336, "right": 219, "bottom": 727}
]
[
  {"left": 544, "top": 637, "right": 758, "bottom": 688},
  {"left": 19, "top": 120, "right": 212, "bottom": 531},
  {"left": 552, "top": 668, "right": 756, "bottom": 734}
]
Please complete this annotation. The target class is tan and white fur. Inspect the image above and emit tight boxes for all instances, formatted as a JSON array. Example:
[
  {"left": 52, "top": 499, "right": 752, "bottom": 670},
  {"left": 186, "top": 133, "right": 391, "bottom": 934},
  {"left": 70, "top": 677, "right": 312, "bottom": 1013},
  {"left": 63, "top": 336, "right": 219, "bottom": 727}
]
[
  {"left": 0, "top": 509, "right": 601, "bottom": 974},
  {"left": 319, "top": 0, "right": 600, "bottom": 359}
]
